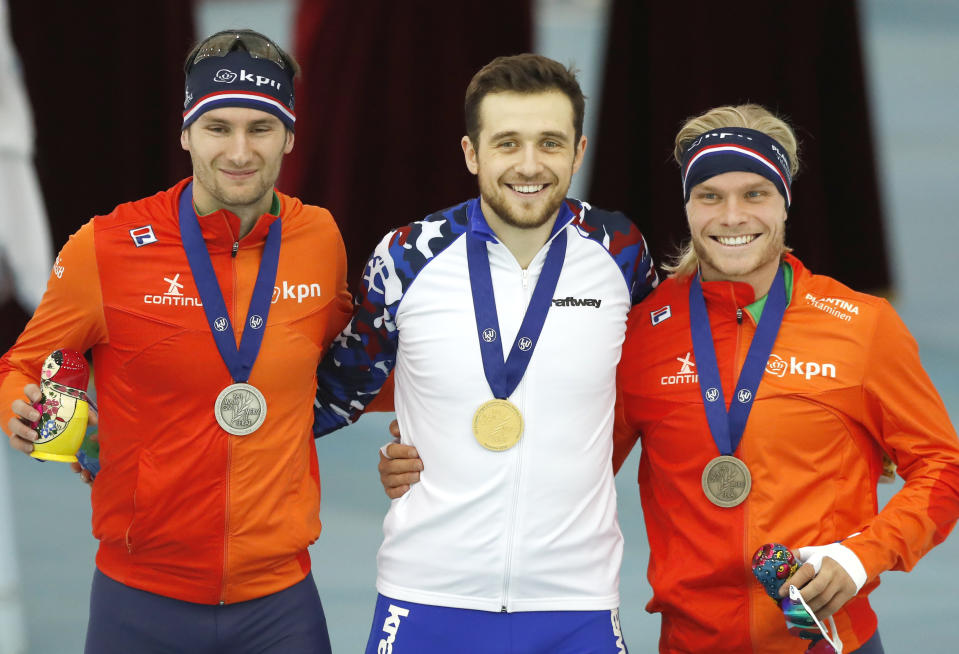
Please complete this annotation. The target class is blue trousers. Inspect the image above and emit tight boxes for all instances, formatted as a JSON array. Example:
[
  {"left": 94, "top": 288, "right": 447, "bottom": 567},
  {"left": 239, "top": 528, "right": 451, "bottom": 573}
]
[
  {"left": 84, "top": 568, "right": 331, "bottom": 654},
  {"left": 365, "top": 593, "right": 629, "bottom": 654}
]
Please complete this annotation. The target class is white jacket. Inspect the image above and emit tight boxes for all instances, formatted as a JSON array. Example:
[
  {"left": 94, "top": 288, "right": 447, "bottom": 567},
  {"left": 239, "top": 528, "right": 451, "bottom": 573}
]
[{"left": 315, "top": 197, "right": 657, "bottom": 611}]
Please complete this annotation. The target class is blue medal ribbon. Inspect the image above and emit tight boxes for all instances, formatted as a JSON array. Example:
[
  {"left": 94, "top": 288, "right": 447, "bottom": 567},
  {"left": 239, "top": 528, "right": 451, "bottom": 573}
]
[
  {"left": 465, "top": 200, "right": 569, "bottom": 400},
  {"left": 688, "top": 265, "right": 786, "bottom": 455},
  {"left": 178, "top": 182, "right": 281, "bottom": 383}
]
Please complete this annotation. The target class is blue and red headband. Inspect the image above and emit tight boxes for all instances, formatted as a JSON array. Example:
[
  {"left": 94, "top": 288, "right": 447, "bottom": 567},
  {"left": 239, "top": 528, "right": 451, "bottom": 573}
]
[
  {"left": 182, "top": 51, "right": 296, "bottom": 131},
  {"left": 681, "top": 127, "right": 792, "bottom": 208}
]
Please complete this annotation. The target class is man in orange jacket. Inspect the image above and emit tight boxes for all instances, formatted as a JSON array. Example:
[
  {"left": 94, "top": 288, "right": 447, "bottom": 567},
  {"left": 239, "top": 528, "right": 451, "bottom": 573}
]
[
  {"left": 1, "top": 30, "right": 351, "bottom": 654},
  {"left": 614, "top": 103, "right": 959, "bottom": 653},
  {"left": 380, "top": 103, "right": 959, "bottom": 653}
]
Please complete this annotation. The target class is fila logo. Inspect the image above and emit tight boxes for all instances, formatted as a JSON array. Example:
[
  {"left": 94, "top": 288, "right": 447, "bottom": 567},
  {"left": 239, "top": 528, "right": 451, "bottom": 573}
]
[
  {"left": 766, "top": 353, "right": 837, "bottom": 380},
  {"left": 143, "top": 273, "right": 203, "bottom": 307},
  {"left": 271, "top": 280, "right": 322, "bottom": 304},
  {"left": 377, "top": 604, "right": 410, "bottom": 654},
  {"left": 660, "top": 351, "right": 699, "bottom": 385},
  {"left": 249, "top": 314, "right": 264, "bottom": 330},
  {"left": 552, "top": 296, "right": 602, "bottom": 308},
  {"left": 482, "top": 328, "right": 497, "bottom": 343},
  {"left": 130, "top": 225, "right": 157, "bottom": 247},
  {"left": 804, "top": 293, "right": 857, "bottom": 322},
  {"left": 214, "top": 317, "right": 229, "bottom": 332},
  {"left": 517, "top": 337, "right": 533, "bottom": 351},
  {"left": 52, "top": 255, "right": 65, "bottom": 279},
  {"left": 650, "top": 305, "right": 671, "bottom": 325}
]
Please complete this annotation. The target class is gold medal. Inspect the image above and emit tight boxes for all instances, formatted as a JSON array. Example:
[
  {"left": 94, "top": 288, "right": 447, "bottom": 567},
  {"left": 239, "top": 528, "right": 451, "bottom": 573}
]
[
  {"left": 472, "top": 399, "right": 523, "bottom": 451},
  {"left": 215, "top": 383, "right": 267, "bottom": 435},
  {"left": 702, "top": 455, "right": 751, "bottom": 507}
]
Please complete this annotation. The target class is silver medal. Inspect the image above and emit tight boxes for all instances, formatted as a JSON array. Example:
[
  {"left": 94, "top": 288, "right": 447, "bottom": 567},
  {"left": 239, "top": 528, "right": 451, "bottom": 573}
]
[{"left": 214, "top": 383, "right": 267, "bottom": 435}]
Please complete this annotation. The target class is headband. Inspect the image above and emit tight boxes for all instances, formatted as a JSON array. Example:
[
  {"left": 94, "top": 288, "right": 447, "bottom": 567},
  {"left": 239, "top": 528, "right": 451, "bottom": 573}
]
[
  {"left": 681, "top": 127, "right": 792, "bottom": 208},
  {"left": 183, "top": 51, "right": 296, "bottom": 131}
]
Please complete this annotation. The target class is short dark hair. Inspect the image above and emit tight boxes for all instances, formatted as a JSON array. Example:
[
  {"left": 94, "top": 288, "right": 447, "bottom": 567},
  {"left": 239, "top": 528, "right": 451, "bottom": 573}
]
[
  {"left": 464, "top": 54, "right": 585, "bottom": 146},
  {"left": 183, "top": 29, "right": 300, "bottom": 78}
]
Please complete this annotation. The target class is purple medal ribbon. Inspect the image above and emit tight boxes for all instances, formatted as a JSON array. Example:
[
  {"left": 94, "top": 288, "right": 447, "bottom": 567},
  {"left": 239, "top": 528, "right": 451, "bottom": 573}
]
[
  {"left": 178, "top": 182, "right": 281, "bottom": 383},
  {"left": 688, "top": 265, "right": 786, "bottom": 455},
  {"left": 465, "top": 200, "right": 569, "bottom": 399}
]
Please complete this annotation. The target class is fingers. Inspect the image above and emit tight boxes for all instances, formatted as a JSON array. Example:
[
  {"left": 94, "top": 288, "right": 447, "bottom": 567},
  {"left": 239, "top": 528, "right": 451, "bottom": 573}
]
[
  {"left": 23, "top": 384, "right": 41, "bottom": 403},
  {"left": 779, "top": 561, "right": 815, "bottom": 598},
  {"left": 378, "top": 451, "right": 417, "bottom": 499},
  {"left": 70, "top": 461, "right": 94, "bottom": 486},
  {"left": 378, "top": 447, "right": 423, "bottom": 500},
  {"left": 7, "top": 384, "right": 45, "bottom": 454},
  {"left": 388, "top": 419, "right": 400, "bottom": 438},
  {"left": 384, "top": 443, "right": 418, "bottom": 460},
  {"left": 801, "top": 558, "right": 856, "bottom": 617},
  {"left": 88, "top": 409, "right": 99, "bottom": 427},
  {"left": 7, "top": 409, "right": 40, "bottom": 456}
]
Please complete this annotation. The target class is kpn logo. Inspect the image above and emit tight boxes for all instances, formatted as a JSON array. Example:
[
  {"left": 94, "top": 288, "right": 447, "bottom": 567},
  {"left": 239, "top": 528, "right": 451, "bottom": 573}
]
[{"left": 765, "top": 353, "right": 836, "bottom": 380}]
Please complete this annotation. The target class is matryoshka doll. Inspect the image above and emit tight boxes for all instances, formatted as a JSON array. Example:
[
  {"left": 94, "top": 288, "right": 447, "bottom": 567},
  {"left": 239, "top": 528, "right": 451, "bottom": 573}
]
[{"left": 29, "top": 350, "right": 90, "bottom": 462}]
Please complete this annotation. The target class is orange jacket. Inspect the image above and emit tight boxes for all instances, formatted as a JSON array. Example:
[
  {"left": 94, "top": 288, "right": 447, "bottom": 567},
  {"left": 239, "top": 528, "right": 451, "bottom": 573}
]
[
  {"left": 615, "top": 254, "right": 959, "bottom": 653},
  {"left": 0, "top": 178, "right": 352, "bottom": 603}
]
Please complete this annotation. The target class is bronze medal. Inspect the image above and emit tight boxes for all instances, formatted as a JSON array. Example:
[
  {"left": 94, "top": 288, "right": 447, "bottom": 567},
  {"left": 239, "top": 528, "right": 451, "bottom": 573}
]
[
  {"left": 701, "top": 455, "right": 751, "bottom": 507},
  {"left": 215, "top": 383, "right": 267, "bottom": 435},
  {"left": 472, "top": 399, "right": 523, "bottom": 451}
]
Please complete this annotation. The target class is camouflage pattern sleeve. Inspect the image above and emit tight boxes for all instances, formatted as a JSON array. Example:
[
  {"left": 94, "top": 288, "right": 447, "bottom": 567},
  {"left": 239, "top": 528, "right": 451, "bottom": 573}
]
[
  {"left": 573, "top": 203, "right": 659, "bottom": 305},
  {"left": 312, "top": 202, "right": 470, "bottom": 436}
]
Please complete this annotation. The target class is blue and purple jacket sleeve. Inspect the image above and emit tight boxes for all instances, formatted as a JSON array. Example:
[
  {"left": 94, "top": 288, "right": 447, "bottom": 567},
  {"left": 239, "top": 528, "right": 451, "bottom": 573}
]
[
  {"left": 312, "top": 202, "right": 470, "bottom": 436},
  {"left": 573, "top": 203, "right": 658, "bottom": 305}
]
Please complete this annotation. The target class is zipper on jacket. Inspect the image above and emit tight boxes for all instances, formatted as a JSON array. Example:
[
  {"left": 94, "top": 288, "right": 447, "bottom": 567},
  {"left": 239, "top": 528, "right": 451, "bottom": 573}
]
[
  {"left": 125, "top": 489, "right": 137, "bottom": 553},
  {"left": 736, "top": 307, "right": 743, "bottom": 324},
  {"left": 499, "top": 266, "right": 533, "bottom": 611},
  {"left": 219, "top": 237, "right": 240, "bottom": 604}
]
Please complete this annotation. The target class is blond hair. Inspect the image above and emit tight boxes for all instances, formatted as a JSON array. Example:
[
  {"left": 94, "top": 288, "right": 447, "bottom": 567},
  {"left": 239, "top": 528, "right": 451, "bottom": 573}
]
[{"left": 664, "top": 104, "right": 799, "bottom": 278}]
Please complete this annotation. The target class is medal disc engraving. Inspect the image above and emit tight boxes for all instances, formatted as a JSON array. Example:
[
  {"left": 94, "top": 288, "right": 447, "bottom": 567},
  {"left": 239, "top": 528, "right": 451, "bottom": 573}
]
[
  {"left": 472, "top": 399, "right": 523, "bottom": 451},
  {"left": 215, "top": 383, "right": 267, "bottom": 435},
  {"left": 702, "top": 455, "right": 751, "bottom": 507}
]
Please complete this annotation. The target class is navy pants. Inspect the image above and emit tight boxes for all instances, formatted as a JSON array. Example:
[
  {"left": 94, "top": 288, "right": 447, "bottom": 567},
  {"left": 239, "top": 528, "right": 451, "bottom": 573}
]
[
  {"left": 853, "top": 629, "right": 885, "bottom": 653},
  {"left": 84, "top": 568, "right": 332, "bottom": 654}
]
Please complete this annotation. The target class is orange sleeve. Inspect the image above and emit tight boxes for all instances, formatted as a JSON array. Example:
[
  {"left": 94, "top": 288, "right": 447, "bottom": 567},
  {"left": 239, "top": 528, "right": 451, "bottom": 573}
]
[
  {"left": 365, "top": 372, "right": 395, "bottom": 413},
  {"left": 0, "top": 221, "right": 107, "bottom": 428},
  {"left": 845, "top": 300, "right": 959, "bottom": 580},
  {"left": 612, "top": 382, "right": 640, "bottom": 475},
  {"left": 320, "top": 221, "right": 354, "bottom": 347}
]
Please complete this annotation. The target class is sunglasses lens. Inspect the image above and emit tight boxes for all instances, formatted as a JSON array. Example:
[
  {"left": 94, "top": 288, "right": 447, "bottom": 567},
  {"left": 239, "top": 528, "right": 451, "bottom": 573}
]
[{"left": 192, "top": 32, "right": 285, "bottom": 69}]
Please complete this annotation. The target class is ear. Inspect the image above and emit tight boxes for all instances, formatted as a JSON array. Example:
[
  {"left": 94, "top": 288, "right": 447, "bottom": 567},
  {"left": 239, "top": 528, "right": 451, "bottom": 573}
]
[
  {"left": 461, "top": 135, "right": 478, "bottom": 175},
  {"left": 180, "top": 128, "right": 191, "bottom": 152},
  {"left": 571, "top": 135, "right": 588, "bottom": 175},
  {"left": 284, "top": 129, "right": 295, "bottom": 154}
]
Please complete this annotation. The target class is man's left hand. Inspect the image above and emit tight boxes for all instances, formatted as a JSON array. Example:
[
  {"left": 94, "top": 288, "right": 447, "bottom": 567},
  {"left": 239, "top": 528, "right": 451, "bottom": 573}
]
[{"left": 778, "top": 556, "right": 857, "bottom": 619}]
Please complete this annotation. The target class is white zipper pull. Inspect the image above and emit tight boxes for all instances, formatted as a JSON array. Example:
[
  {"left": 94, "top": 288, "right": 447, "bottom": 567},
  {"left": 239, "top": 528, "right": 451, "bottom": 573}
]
[{"left": 522, "top": 268, "right": 529, "bottom": 290}]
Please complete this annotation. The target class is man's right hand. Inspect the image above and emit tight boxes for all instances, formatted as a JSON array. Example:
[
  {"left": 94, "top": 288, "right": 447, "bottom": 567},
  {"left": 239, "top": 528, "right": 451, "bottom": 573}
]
[
  {"left": 377, "top": 419, "right": 423, "bottom": 499},
  {"left": 6, "top": 384, "right": 42, "bottom": 454}
]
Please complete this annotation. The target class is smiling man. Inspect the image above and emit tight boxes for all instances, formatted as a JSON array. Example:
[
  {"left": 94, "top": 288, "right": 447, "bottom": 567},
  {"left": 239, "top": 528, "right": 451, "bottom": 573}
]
[
  {"left": 1, "top": 30, "right": 351, "bottom": 653},
  {"left": 313, "top": 54, "right": 657, "bottom": 653},
  {"left": 614, "top": 104, "right": 959, "bottom": 653}
]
